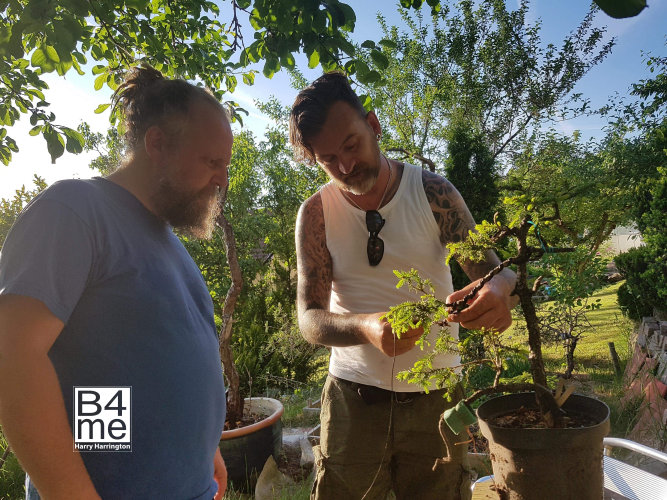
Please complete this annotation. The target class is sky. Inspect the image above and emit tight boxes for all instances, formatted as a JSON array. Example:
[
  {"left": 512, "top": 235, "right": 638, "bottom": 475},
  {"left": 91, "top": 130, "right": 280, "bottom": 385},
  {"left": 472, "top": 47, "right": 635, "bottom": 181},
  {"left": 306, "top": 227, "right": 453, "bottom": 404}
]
[{"left": 1, "top": 0, "right": 665, "bottom": 199}]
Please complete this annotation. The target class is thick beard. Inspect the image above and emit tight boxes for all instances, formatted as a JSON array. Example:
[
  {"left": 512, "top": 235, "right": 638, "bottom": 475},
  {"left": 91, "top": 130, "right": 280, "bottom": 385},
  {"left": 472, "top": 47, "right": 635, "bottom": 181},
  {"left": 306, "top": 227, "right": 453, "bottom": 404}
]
[{"left": 152, "top": 177, "right": 222, "bottom": 239}]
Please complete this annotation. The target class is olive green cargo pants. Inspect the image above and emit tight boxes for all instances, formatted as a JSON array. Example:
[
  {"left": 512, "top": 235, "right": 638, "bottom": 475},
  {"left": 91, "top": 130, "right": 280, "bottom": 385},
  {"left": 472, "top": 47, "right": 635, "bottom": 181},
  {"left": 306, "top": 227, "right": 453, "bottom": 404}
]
[{"left": 311, "top": 375, "right": 472, "bottom": 500}]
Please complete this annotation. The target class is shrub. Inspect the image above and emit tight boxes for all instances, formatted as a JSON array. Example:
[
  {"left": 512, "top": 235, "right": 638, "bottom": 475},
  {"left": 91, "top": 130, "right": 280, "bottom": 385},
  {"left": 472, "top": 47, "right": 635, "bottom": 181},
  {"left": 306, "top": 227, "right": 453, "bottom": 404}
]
[{"left": 615, "top": 246, "right": 663, "bottom": 320}]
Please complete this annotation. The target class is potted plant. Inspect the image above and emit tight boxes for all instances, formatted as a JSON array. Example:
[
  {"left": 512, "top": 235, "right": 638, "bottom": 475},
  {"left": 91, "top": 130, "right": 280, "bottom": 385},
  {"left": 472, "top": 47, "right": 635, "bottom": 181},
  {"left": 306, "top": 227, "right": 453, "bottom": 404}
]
[
  {"left": 213, "top": 191, "right": 285, "bottom": 490},
  {"left": 385, "top": 206, "right": 611, "bottom": 499}
]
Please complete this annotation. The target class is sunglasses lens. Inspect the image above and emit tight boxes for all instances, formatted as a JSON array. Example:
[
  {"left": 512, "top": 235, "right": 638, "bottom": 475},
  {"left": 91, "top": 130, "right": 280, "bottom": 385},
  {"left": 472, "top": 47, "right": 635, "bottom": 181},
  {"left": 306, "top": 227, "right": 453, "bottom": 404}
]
[
  {"left": 367, "top": 235, "right": 384, "bottom": 266},
  {"left": 366, "top": 210, "right": 385, "bottom": 233}
]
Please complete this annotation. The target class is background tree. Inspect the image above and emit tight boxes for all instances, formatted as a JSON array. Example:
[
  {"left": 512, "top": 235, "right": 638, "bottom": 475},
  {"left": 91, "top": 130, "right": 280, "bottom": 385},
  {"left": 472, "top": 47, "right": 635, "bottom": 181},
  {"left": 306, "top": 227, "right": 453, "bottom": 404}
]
[
  {"left": 0, "top": 0, "right": 399, "bottom": 165},
  {"left": 601, "top": 53, "right": 667, "bottom": 318},
  {"left": 360, "top": 0, "right": 613, "bottom": 167},
  {"left": 503, "top": 130, "right": 631, "bottom": 258},
  {"left": 182, "top": 105, "right": 326, "bottom": 424},
  {"left": 0, "top": 176, "right": 46, "bottom": 246}
]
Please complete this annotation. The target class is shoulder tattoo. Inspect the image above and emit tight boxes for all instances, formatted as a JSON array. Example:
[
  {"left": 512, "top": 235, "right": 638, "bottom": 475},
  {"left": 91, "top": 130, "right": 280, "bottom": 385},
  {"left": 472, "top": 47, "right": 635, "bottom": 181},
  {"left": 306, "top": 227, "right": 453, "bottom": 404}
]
[{"left": 421, "top": 169, "right": 474, "bottom": 245}]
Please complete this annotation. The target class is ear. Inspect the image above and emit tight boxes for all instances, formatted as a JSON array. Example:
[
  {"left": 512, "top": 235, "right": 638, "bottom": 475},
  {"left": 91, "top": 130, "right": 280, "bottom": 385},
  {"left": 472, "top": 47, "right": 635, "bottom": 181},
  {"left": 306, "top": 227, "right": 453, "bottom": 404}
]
[
  {"left": 143, "top": 125, "right": 167, "bottom": 164},
  {"left": 365, "top": 111, "right": 382, "bottom": 138}
]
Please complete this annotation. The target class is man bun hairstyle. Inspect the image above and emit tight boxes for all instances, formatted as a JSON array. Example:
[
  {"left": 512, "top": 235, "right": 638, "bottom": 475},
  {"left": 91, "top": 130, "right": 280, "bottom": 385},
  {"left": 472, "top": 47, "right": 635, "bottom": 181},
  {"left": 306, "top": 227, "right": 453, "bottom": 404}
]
[
  {"left": 113, "top": 64, "right": 225, "bottom": 151},
  {"left": 289, "top": 71, "right": 367, "bottom": 165}
]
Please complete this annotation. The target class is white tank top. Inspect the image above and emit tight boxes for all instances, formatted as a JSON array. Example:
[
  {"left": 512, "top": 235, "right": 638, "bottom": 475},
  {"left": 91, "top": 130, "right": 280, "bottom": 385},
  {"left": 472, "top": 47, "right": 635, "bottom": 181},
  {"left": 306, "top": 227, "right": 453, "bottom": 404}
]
[{"left": 321, "top": 162, "right": 460, "bottom": 391}]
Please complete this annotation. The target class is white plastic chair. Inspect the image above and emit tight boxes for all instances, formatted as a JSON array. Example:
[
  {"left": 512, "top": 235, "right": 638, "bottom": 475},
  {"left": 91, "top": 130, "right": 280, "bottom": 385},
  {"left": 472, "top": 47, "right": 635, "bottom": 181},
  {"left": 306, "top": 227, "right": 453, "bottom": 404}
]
[{"left": 603, "top": 437, "right": 667, "bottom": 500}]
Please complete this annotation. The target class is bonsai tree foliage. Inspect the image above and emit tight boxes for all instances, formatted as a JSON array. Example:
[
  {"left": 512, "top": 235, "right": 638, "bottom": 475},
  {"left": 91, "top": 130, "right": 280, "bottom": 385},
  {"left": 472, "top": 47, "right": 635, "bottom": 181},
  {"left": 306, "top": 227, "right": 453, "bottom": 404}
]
[{"left": 385, "top": 196, "right": 587, "bottom": 430}]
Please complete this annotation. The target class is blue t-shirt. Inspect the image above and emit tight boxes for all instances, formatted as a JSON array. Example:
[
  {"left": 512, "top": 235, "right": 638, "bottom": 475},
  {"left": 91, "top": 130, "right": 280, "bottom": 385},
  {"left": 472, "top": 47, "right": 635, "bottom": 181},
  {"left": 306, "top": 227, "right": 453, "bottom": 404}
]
[{"left": 0, "top": 178, "right": 225, "bottom": 499}]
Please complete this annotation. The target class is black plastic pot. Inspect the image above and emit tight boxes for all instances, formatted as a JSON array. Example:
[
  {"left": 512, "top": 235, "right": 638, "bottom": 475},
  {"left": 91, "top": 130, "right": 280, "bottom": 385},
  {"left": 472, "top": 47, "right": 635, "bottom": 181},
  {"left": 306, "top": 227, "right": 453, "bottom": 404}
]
[
  {"left": 477, "top": 392, "right": 610, "bottom": 500},
  {"left": 218, "top": 397, "right": 283, "bottom": 492}
]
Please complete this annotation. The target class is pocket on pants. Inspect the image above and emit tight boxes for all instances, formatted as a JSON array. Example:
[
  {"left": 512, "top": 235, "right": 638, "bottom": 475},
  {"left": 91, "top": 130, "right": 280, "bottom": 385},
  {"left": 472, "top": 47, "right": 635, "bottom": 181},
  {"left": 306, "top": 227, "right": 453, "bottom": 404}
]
[{"left": 310, "top": 445, "right": 327, "bottom": 499}]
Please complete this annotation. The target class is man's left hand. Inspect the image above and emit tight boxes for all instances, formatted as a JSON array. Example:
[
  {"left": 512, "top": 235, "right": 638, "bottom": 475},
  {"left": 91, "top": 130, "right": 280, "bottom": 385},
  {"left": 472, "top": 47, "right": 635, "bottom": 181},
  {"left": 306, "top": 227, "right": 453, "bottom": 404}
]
[
  {"left": 446, "top": 272, "right": 516, "bottom": 332},
  {"left": 213, "top": 448, "right": 227, "bottom": 500}
]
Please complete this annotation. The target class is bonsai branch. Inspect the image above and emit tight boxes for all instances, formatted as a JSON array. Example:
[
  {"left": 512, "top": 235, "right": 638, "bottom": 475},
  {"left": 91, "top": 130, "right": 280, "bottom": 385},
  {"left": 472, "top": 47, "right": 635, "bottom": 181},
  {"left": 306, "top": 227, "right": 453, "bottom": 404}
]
[{"left": 445, "top": 256, "right": 519, "bottom": 313}]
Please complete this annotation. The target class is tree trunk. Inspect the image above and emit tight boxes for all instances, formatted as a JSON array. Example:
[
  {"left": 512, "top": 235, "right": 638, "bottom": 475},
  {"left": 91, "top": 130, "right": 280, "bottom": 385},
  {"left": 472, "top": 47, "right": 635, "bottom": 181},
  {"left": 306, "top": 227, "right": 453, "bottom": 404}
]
[
  {"left": 513, "top": 218, "right": 548, "bottom": 388},
  {"left": 564, "top": 337, "right": 578, "bottom": 379},
  {"left": 516, "top": 260, "right": 547, "bottom": 388},
  {"left": 217, "top": 190, "right": 244, "bottom": 426}
]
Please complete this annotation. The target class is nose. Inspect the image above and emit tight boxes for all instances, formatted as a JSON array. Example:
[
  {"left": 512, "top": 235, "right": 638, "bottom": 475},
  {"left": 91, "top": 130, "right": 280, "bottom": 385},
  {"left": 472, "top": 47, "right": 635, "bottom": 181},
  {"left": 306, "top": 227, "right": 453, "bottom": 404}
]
[
  {"left": 338, "top": 156, "right": 356, "bottom": 175},
  {"left": 212, "top": 166, "right": 229, "bottom": 192}
]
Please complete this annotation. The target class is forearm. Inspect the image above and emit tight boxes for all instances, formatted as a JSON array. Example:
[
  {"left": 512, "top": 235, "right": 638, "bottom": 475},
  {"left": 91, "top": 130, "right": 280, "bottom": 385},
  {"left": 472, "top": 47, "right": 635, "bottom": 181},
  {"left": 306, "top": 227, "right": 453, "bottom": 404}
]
[
  {"left": 298, "top": 308, "right": 376, "bottom": 348},
  {"left": 0, "top": 353, "right": 100, "bottom": 499}
]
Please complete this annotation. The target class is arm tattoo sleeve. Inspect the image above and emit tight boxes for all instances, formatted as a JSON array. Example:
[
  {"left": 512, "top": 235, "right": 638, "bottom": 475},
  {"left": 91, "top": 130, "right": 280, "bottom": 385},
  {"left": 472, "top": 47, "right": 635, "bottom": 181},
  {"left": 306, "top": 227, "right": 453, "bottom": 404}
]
[
  {"left": 295, "top": 193, "right": 333, "bottom": 314},
  {"left": 422, "top": 169, "right": 501, "bottom": 281}
]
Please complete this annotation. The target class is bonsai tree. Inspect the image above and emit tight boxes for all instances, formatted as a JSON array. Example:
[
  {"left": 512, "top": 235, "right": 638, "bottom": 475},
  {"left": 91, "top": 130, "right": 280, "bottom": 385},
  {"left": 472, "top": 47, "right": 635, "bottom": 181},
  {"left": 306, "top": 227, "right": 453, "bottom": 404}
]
[{"left": 385, "top": 201, "right": 582, "bottom": 430}]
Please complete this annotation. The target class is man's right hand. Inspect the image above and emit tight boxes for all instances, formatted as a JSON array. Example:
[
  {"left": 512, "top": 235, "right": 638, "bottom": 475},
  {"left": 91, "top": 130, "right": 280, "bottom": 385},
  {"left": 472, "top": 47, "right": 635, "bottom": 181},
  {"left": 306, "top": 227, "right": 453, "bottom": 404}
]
[{"left": 363, "top": 313, "right": 423, "bottom": 357}]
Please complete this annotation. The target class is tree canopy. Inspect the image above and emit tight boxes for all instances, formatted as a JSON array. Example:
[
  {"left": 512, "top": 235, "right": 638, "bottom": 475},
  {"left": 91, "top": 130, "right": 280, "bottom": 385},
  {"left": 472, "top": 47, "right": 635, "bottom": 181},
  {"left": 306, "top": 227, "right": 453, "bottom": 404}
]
[{"left": 0, "top": 0, "right": 393, "bottom": 165}]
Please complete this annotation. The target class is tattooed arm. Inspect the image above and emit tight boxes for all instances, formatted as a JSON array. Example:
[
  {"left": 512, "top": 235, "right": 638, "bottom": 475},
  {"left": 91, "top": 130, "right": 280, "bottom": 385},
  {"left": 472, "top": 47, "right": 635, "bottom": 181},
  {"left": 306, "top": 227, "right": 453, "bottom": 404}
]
[
  {"left": 295, "top": 192, "right": 422, "bottom": 356},
  {"left": 422, "top": 170, "right": 518, "bottom": 331}
]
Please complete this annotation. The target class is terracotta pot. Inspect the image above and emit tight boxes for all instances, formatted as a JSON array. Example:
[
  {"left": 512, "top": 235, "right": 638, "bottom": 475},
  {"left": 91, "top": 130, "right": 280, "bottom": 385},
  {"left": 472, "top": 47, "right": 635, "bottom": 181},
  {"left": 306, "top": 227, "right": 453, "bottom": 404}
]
[
  {"left": 219, "top": 397, "right": 284, "bottom": 492},
  {"left": 477, "top": 392, "right": 610, "bottom": 500}
]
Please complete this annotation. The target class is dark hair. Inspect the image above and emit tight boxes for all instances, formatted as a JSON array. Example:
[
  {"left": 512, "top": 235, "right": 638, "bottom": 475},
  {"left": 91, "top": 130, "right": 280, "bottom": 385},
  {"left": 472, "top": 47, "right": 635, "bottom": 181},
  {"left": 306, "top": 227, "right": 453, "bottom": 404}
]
[
  {"left": 112, "top": 64, "right": 225, "bottom": 151},
  {"left": 289, "top": 71, "right": 367, "bottom": 164}
]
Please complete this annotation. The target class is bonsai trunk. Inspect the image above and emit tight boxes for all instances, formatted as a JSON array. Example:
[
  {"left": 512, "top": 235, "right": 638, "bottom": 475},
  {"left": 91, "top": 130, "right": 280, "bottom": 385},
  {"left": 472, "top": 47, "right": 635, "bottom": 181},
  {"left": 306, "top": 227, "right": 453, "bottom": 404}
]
[
  {"left": 217, "top": 191, "right": 244, "bottom": 425},
  {"left": 515, "top": 262, "right": 547, "bottom": 388}
]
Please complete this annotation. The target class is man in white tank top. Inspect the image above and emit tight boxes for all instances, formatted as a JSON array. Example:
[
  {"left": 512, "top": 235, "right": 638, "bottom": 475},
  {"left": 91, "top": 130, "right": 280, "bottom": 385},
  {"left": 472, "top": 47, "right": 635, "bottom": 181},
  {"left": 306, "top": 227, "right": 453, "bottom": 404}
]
[{"left": 290, "top": 73, "right": 518, "bottom": 500}]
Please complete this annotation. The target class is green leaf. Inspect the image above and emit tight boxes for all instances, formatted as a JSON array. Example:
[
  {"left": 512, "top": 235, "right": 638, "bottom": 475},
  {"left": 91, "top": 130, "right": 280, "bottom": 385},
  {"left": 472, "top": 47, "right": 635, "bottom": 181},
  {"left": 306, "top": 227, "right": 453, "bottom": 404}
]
[
  {"left": 249, "top": 9, "right": 262, "bottom": 30},
  {"left": 64, "top": 130, "right": 84, "bottom": 153},
  {"left": 378, "top": 39, "right": 397, "bottom": 50},
  {"left": 358, "top": 93, "right": 372, "bottom": 110},
  {"left": 338, "top": 3, "right": 356, "bottom": 31},
  {"left": 44, "top": 130, "right": 65, "bottom": 163},
  {"left": 370, "top": 50, "right": 389, "bottom": 70},
  {"left": 307, "top": 49, "right": 320, "bottom": 69},
  {"left": 125, "top": 0, "right": 149, "bottom": 11},
  {"left": 94, "top": 103, "right": 110, "bottom": 114},
  {"left": 29, "top": 125, "right": 42, "bottom": 136},
  {"left": 262, "top": 57, "right": 277, "bottom": 79},
  {"left": 94, "top": 73, "right": 106, "bottom": 91},
  {"left": 45, "top": 45, "right": 60, "bottom": 63},
  {"left": 242, "top": 72, "right": 255, "bottom": 85},
  {"left": 30, "top": 48, "right": 47, "bottom": 69},
  {"left": 73, "top": 51, "right": 87, "bottom": 65},
  {"left": 355, "top": 60, "right": 370, "bottom": 77},
  {"left": 361, "top": 40, "right": 376, "bottom": 49},
  {"left": 92, "top": 64, "right": 107, "bottom": 75}
]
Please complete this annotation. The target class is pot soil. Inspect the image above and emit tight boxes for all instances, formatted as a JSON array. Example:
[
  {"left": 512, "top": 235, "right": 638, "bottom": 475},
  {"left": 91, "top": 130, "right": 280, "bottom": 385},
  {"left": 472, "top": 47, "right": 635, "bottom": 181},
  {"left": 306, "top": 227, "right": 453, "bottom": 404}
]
[
  {"left": 219, "top": 397, "right": 283, "bottom": 492},
  {"left": 477, "top": 392, "right": 610, "bottom": 500}
]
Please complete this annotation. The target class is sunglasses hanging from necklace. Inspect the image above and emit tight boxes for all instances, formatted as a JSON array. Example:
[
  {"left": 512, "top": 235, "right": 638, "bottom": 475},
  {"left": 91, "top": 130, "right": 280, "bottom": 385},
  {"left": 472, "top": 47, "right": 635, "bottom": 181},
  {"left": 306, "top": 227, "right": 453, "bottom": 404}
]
[{"left": 341, "top": 155, "right": 392, "bottom": 266}]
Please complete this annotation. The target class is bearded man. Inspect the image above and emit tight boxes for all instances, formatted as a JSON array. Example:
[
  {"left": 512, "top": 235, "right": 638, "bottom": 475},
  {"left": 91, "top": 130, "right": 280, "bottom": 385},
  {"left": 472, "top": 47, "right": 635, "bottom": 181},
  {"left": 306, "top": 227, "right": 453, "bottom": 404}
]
[
  {"left": 0, "top": 66, "right": 231, "bottom": 500},
  {"left": 290, "top": 72, "right": 518, "bottom": 500}
]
